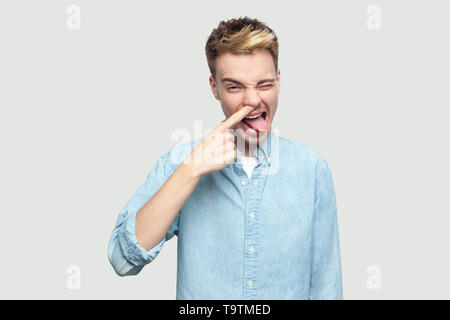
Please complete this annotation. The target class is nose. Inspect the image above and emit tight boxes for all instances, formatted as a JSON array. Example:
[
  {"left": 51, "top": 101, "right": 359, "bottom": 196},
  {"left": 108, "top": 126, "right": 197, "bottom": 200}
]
[{"left": 243, "top": 87, "right": 262, "bottom": 108}]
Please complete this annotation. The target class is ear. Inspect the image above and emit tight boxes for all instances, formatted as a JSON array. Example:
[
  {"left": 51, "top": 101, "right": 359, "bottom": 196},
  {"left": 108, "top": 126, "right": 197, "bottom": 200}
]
[
  {"left": 209, "top": 75, "right": 220, "bottom": 100},
  {"left": 276, "top": 69, "right": 281, "bottom": 94}
]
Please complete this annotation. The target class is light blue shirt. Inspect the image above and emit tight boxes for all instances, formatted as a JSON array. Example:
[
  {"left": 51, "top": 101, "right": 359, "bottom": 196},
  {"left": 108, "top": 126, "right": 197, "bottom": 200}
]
[{"left": 108, "top": 128, "right": 343, "bottom": 299}]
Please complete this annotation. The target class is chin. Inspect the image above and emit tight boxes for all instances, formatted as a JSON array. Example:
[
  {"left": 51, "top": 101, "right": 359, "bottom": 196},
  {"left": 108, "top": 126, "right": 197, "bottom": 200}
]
[{"left": 236, "top": 125, "right": 269, "bottom": 147}]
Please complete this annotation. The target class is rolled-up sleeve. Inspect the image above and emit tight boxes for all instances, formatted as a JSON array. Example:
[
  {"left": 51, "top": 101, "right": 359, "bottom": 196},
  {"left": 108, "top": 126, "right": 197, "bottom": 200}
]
[
  {"left": 108, "top": 154, "right": 179, "bottom": 276},
  {"left": 309, "top": 158, "right": 343, "bottom": 299}
]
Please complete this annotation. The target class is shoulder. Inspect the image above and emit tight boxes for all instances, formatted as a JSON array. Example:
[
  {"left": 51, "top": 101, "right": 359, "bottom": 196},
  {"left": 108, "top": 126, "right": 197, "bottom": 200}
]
[
  {"left": 159, "top": 137, "right": 202, "bottom": 170},
  {"left": 277, "top": 135, "right": 330, "bottom": 170}
]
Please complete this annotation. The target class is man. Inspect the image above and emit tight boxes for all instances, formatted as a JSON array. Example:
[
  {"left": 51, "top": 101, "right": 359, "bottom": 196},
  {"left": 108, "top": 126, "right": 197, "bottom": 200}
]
[{"left": 108, "top": 16, "right": 343, "bottom": 300}]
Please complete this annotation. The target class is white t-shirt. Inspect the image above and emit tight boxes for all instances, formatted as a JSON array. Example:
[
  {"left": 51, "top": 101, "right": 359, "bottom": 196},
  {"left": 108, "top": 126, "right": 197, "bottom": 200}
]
[{"left": 241, "top": 156, "right": 258, "bottom": 180}]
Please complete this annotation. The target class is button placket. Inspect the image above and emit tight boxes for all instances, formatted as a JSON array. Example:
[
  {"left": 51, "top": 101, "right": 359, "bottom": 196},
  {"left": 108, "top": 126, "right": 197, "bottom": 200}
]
[{"left": 242, "top": 164, "right": 268, "bottom": 299}]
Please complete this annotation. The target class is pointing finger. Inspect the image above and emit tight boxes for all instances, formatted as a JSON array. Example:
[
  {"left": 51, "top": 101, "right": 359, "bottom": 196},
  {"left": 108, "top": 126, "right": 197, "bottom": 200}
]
[{"left": 216, "top": 106, "right": 255, "bottom": 131}]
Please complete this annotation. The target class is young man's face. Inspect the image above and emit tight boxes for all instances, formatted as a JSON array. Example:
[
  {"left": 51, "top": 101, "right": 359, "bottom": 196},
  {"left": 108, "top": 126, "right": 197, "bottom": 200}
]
[{"left": 209, "top": 49, "right": 280, "bottom": 154}]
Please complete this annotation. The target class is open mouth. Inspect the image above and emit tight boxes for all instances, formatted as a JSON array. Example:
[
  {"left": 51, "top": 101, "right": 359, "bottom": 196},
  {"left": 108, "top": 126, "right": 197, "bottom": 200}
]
[{"left": 241, "top": 111, "right": 268, "bottom": 134}]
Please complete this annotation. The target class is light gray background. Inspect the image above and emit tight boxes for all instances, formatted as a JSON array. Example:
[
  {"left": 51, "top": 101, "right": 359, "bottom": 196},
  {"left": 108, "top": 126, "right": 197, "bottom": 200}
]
[{"left": 0, "top": 0, "right": 449, "bottom": 299}]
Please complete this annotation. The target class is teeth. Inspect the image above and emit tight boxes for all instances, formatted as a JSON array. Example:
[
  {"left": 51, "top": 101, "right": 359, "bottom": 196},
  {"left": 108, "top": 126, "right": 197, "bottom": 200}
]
[{"left": 245, "top": 113, "right": 263, "bottom": 119}]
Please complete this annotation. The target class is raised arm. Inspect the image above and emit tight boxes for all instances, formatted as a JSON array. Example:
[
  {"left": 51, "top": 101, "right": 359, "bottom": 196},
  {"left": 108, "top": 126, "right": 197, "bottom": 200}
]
[{"left": 108, "top": 106, "right": 255, "bottom": 276}]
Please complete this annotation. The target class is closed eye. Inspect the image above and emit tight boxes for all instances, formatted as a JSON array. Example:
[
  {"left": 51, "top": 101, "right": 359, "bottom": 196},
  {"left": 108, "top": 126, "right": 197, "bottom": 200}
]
[{"left": 228, "top": 84, "right": 273, "bottom": 91}]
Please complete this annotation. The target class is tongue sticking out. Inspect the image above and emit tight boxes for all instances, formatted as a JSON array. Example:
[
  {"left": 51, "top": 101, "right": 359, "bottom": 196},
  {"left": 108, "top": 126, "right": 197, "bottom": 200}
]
[{"left": 244, "top": 114, "right": 268, "bottom": 132}]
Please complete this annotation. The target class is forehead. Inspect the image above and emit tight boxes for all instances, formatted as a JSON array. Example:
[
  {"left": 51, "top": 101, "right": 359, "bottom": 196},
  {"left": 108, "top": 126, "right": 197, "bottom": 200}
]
[{"left": 215, "top": 49, "right": 275, "bottom": 82}]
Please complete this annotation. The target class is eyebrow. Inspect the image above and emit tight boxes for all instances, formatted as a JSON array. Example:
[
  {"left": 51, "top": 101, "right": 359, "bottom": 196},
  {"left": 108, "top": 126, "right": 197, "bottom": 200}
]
[{"left": 221, "top": 77, "right": 275, "bottom": 86}]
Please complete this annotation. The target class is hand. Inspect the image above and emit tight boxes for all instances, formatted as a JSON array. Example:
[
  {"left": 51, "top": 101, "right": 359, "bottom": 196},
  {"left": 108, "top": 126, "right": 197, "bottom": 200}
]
[{"left": 183, "top": 106, "right": 255, "bottom": 177}]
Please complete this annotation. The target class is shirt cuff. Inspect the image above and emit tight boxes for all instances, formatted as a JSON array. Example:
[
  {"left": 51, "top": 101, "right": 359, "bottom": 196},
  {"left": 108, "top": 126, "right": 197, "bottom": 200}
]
[{"left": 118, "top": 208, "right": 166, "bottom": 266}]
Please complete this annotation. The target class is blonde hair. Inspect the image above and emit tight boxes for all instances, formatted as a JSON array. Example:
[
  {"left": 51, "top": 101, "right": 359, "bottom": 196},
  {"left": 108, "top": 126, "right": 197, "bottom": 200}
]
[{"left": 205, "top": 16, "right": 279, "bottom": 80}]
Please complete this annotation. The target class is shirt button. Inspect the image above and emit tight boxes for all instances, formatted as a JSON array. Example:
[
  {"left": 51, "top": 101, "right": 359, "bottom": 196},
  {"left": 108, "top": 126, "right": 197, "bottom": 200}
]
[
  {"left": 249, "top": 212, "right": 255, "bottom": 219},
  {"left": 267, "top": 157, "right": 271, "bottom": 164},
  {"left": 248, "top": 280, "right": 253, "bottom": 287},
  {"left": 249, "top": 246, "right": 254, "bottom": 253},
  {"left": 241, "top": 180, "right": 247, "bottom": 186}
]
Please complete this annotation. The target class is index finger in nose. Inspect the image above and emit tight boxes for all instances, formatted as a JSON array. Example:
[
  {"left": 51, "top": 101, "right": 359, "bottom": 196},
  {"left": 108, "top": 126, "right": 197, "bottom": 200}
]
[{"left": 216, "top": 106, "right": 255, "bottom": 131}]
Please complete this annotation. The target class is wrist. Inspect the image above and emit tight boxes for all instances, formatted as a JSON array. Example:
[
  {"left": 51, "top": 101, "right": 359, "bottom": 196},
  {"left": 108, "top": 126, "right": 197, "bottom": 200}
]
[{"left": 180, "top": 160, "right": 204, "bottom": 180}]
